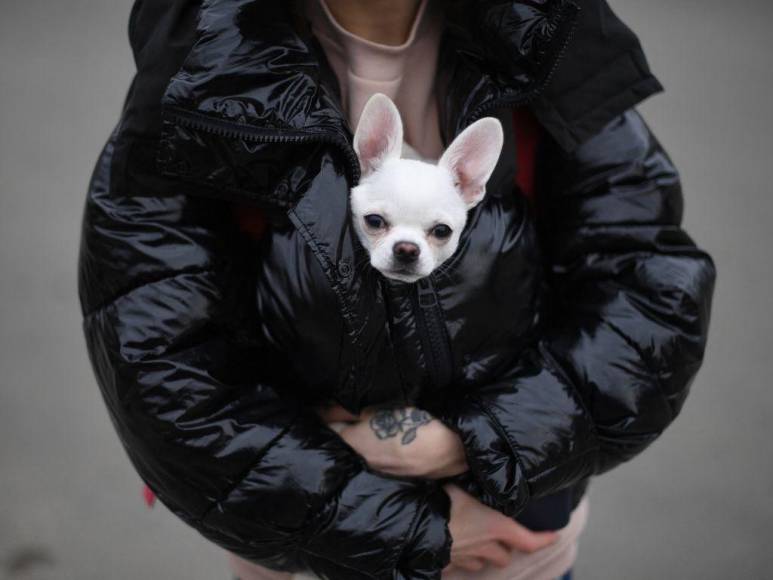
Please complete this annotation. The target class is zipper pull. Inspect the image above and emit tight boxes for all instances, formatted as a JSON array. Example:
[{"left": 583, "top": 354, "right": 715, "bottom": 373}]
[{"left": 416, "top": 278, "right": 437, "bottom": 308}]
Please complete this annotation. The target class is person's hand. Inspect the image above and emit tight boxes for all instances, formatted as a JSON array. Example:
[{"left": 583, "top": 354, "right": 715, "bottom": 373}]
[
  {"left": 442, "top": 483, "right": 559, "bottom": 574},
  {"left": 315, "top": 402, "right": 469, "bottom": 479},
  {"left": 316, "top": 403, "right": 558, "bottom": 573}
]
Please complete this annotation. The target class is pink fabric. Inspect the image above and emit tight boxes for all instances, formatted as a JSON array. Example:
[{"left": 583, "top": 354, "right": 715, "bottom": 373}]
[
  {"left": 225, "top": 3, "right": 590, "bottom": 578},
  {"left": 303, "top": 0, "right": 445, "bottom": 160},
  {"left": 142, "top": 484, "right": 156, "bottom": 508}
]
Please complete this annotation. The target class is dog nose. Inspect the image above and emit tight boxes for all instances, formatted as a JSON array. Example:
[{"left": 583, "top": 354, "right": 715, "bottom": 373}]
[{"left": 393, "top": 241, "right": 420, "bottom": 263}]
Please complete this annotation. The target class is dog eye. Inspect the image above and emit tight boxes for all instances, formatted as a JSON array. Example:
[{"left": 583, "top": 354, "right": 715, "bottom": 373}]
[
  {"left": 364, "top": 214, "right": 387, "bottom": 229},
  {"left": 431, "top": 224, "right": 452, "bottom": 239}
]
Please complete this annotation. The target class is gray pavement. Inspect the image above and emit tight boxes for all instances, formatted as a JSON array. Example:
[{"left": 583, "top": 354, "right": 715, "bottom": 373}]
[{"left": 1, "top": 1, "right": 771, "bottom": 578}]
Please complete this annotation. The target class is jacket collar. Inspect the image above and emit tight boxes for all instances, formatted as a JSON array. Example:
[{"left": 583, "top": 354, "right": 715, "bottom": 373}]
[
  {"left": 438, "top": 0, "right": 578, "bottom": 143},
  {"left": 158, "top": 0, "right": 578, "bottom": 185}
]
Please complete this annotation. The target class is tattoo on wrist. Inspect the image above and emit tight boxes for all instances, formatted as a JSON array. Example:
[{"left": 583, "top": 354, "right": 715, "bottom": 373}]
[{"left": 369, "top": 407, "right": 432, "bottom": 444}]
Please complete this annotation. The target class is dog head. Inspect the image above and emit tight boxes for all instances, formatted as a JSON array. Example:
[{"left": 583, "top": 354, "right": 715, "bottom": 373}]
[{"left": 350, "top": 93, "right": 504, "bottom": 283}]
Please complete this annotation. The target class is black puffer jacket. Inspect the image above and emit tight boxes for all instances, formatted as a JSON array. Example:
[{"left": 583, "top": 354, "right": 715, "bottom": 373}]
[{"left": 78, "top": 1, "right": 716, "bottom": 578}]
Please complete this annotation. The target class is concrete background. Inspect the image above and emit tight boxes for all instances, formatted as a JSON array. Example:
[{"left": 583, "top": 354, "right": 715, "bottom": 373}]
[{"left": 1, "top": 0, "right": 771, "bottom": 578}]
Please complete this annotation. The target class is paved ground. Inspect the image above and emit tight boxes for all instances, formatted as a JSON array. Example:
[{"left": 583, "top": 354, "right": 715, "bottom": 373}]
[{"left": 1, "top": 1, "right": 771, "bottom": 578}]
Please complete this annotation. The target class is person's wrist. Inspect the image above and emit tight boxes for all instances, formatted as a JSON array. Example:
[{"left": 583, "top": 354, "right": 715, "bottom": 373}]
[
  {"left": 407, "top": 420, "right": 469, "bottom": 479},
  {"left": 424, "top": 457, "right": 469, "bottom": 479}
]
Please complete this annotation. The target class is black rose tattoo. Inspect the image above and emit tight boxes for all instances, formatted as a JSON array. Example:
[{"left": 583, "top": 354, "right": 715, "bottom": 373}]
[{"left": 370, "top": 407, "right": 432, "bottom": 445}]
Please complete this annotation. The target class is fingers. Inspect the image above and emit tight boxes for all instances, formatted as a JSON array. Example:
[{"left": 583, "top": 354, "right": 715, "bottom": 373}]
[
  {"left": 326, "top": 420, "right": 350, "bottom": 434},
  {"left": 513, "top": 530, "right": 559, "bottom": 554},
  {"left": 453, "top": 557, "right": 485, "bottom": 572},
  {"left": 336, "top": 424, "right": 360, "bottom": 448},
  {"left": 316, "top": 403, "right": 361, "bottom": 423},
  {"left": 495, "top": 520, "right": 559, "bottom": 554},
  {"left": 450, "top": 485, "right": 559, "bottom": 555},
  {"left": 450, "top": 540, "right": 513, "bottom": 572},
  {"left": 474, "top": 541, "right": 513, "bottom": 568}
]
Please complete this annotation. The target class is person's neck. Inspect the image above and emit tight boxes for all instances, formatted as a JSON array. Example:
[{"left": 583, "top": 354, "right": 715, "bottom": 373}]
[{"left": 323, "top": 0, "right": 423, "bottom": 46}]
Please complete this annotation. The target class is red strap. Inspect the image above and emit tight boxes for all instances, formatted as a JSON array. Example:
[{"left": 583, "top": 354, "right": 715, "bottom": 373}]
[
  {"left": 142, "top": 484, "right": 157, "bottom": 508},
  {"left": 512, "top": 108, "right": 542, "bottom": 201},
  {"left": 233, "top": 203, "right": 268, "bottom": 241}
]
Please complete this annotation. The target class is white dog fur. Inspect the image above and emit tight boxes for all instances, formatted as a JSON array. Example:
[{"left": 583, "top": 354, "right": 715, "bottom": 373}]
[{"left": 350, "top": 93, "right": 504, "bottom": 283}]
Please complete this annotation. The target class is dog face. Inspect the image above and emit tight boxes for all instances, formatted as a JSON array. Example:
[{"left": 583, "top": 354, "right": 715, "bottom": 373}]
[{"left": 350, "top": 93, "right": 504, "bottom": 283}]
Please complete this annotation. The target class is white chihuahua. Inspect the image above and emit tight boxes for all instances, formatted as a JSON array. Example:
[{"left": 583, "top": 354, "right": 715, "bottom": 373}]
[{"left": 350, "top": 93, "right": 504, "bottom": 283}]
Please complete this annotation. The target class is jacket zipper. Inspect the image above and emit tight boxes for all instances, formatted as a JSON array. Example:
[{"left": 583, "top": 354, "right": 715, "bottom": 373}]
[
  {"left": 413, "top": 3, "right": 578, "bottom": 391},
  {"left": 412, "top": 277, "right": 454, "bottom": 391},
  {"left": 163, "top": 106, "right": 362, "bottom": 186}
]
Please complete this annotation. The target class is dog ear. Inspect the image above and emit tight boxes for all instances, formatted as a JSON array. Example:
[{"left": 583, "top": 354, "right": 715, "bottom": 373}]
[
  {"left": 354, "top": 93, "right": 404, "bottom": 177},
  {"left": 439, "top": 117, "right": 503, "bottom": 209}
]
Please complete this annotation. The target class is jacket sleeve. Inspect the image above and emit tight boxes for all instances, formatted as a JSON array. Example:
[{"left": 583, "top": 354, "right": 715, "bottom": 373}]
[
  {"left": 78, "top": 135, "right": 452, "bottom": 579},
  {"left": 432, "top": 109, "right": 716, "bottom": 517}
]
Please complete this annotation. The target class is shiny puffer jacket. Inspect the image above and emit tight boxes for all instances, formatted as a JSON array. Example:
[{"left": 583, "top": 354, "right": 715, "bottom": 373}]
[{"left": 78, "top": 0, "right": 717, "bottom": 578}]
